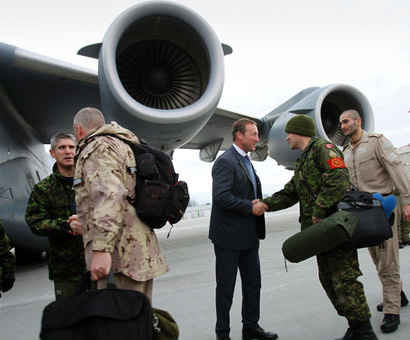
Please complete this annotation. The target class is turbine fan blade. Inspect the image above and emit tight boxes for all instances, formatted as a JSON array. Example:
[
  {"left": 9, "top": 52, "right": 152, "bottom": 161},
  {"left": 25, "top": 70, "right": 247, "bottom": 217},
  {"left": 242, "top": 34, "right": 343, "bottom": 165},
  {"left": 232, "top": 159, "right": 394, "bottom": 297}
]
[
  {"left": 321, "top": 100, "right": 346, "bottom": 146},
  {"left": 117, "top": 40, "right": 202, "bottom": 110}
]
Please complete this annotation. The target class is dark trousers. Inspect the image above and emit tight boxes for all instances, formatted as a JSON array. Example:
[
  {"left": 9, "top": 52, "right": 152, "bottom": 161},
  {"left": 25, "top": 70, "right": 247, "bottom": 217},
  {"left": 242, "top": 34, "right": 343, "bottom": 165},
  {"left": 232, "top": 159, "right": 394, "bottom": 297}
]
[{"left": 214, "top": 244, "right": 261, "bottom": 337}]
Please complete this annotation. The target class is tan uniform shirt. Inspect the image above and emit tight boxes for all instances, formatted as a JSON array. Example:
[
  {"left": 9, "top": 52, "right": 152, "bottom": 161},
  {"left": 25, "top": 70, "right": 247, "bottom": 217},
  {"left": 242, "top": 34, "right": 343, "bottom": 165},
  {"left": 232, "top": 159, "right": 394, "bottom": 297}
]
[
  {"left": 74, "top": 122, "right": 169, "bottom": 282},
  {"left": 343, "top": 130, "right": 410, "bottom": 205}
]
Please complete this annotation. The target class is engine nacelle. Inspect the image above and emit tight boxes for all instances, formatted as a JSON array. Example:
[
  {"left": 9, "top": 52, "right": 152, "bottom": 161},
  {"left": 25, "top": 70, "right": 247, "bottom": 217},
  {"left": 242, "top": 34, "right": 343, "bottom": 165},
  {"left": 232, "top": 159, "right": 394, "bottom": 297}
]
[
  {"left": 98, "top": 1, "right": 225, "bottom": 150},
  {"left": 266, "top": 84, "right": 373, "bottom": 168}
]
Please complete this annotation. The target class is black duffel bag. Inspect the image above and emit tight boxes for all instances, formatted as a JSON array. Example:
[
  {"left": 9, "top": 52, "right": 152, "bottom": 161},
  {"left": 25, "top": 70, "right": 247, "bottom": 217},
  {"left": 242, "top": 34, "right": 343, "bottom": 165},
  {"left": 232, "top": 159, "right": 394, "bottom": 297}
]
[
  {"left": 40, "top": 272, "right": 179, "bottom": 340},
  {"left": 336, "top": 191, "right": 393, "bottom": 249},
  {"left": 41, "top": 288, "right": 153, "bottom": 340}
]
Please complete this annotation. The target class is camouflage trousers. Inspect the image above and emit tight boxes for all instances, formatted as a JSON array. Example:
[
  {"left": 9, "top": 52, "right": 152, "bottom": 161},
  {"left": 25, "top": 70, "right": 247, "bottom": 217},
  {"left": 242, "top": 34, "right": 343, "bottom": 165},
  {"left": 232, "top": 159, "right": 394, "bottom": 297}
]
[
  {"left": 396, "top": 195, "right": 410, "bottom": 243},
  {"left": 317, "top": 248, "right": 371, "bottom": 322},
  {"left": 399, "top": 220, "right": 410, "bottom": 243}
]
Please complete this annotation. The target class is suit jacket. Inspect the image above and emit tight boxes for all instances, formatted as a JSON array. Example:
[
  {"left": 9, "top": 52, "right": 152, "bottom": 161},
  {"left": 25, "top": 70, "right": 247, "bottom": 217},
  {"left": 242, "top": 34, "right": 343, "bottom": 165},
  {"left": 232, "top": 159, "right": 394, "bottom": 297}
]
[{"left": 209, "top": 145, "right": 266, "bottom": 250}]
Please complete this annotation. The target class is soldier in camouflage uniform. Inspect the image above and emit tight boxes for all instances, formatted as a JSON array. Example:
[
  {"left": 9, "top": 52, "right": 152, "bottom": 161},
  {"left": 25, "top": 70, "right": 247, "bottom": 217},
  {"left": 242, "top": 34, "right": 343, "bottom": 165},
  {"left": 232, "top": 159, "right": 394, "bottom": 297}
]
[
  {"left": 399, "top": 214, "right": 410, "bottom": 246},
  {"left": 393, "top": 189, "right": 410, "bottom": 247},
  {"left": 0, "top": 218, "right": 15, "bottom": 297},
  {"left": 25, "top": 132, "right": 87, "bottom": 299},
  {"left": 395, "top": 190, "right": 410, "bottom": 247},
  {"left": 263, "top": 115, "right": 377, "bottom": 340},
  {"left": 73, "top": 107, "right": 168, "bottom": 302}
]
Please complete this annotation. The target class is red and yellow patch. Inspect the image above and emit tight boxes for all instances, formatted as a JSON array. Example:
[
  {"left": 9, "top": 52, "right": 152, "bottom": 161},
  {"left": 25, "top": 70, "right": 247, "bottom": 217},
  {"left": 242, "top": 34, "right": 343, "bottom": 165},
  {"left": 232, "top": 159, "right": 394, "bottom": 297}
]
[{"left": 327, "top": 157, "right": 346, "bottom": 169}]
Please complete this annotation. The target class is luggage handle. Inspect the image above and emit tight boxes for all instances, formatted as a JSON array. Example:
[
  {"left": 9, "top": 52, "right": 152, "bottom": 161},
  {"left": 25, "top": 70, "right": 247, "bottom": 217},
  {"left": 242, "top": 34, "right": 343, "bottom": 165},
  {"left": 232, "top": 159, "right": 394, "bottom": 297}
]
[
  {"left": 342, "top": 193, "right": 374, "bottom": 209},
  {"left": 107, "top": 271, "right": 117, "bottom": 289},
  {"left": 350, "top": 200, "right": 373, "bottom": 209}
]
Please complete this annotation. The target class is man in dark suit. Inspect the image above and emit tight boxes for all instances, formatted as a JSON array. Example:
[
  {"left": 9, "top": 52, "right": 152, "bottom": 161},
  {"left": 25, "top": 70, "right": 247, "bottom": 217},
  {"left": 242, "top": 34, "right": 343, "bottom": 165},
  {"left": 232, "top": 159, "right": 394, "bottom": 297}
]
[{"left": 209, "top": 119, "right": 278, "bottom": 340}]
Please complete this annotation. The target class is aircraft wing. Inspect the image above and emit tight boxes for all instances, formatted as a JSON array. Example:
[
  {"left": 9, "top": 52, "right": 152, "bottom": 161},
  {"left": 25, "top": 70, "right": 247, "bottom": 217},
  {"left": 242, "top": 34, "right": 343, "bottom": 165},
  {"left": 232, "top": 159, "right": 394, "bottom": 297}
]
[
  {"left": 182, "top": 108, "right": 263, "bottom": 161},
  {"left": 183, "top": 108, "right": 262, "bottom": 150},
  {"left": 0, "top": 42, "right": 257, "bottom": 155},
  {"left": 0, "top": 42, "right": 102, "bottom": 144}
]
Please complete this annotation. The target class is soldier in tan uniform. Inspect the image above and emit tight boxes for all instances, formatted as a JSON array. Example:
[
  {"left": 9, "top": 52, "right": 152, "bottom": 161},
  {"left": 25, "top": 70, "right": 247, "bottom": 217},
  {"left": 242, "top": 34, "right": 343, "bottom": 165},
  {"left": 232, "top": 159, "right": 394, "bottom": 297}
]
[
  {"left": 73, "top": 107, "right": 168, "bottom": 302},
  {"left": 340, "top": 109, "right": 410, "bottom": 334}
]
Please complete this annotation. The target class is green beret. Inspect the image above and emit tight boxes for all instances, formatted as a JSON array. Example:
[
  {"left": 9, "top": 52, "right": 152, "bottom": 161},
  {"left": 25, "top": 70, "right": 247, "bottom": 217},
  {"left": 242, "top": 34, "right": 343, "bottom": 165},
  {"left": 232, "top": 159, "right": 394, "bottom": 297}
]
[{"left": 285, "top": 115, "right": 316, "bottom": 137}]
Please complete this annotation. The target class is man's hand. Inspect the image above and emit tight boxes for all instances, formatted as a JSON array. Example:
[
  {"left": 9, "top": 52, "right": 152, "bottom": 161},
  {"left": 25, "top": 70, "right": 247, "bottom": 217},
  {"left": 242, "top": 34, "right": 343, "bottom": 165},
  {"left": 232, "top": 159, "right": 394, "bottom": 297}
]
[
  {"left": 90, "top": 251, "right": 112, "bottom": 281},
  {"left": 252, "top": 199, "right": 268, "bottom": 216},
  {"left": 402, "top": 204, "right": 410, "bottom": 222},
  {"left": 312, "top": 216, "right": 323, "bottom": 224},
  {"left": 67, "top": 214, "right": 82, "bottom": 235}
]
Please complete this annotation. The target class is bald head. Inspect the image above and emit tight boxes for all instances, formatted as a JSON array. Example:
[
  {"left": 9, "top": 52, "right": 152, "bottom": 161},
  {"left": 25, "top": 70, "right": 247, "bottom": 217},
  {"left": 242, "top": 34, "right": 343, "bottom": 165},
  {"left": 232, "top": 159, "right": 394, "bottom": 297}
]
[
  {"left": 73, "top": 107, "right": 105, "bottom": 141},
  {"left": 341, "top": 109, "right": 360, "bottom": 121}
]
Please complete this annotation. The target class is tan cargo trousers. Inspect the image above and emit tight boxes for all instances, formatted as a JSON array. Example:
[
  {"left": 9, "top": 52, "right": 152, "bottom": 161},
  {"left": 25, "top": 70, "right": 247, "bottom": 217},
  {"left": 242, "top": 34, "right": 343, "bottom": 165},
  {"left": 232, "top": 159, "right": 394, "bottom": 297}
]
[{"left": 368, "top": 207, "right": 402, "bottom": 315}]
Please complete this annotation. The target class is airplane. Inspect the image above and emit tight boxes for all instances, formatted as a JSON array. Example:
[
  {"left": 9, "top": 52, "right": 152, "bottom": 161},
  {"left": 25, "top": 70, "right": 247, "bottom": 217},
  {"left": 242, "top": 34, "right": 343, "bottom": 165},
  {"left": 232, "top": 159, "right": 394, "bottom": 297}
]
[{"left": 0, "top": 1, "right": 374, "bottom": 263}]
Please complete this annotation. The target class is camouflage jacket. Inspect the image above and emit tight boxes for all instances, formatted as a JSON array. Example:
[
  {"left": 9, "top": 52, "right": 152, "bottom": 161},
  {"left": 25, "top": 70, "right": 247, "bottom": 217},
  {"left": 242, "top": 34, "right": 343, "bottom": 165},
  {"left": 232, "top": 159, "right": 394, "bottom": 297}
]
[
  {"left": 25, "top": 164, "right": 86, "bottom": 280},
  {"left": 264, "top": 137, "right": 349, "bottom": 230},
  {"left": 0, "top": 219, "right": 15, "bottom": 291},
  {"left": 74, "top": 122, "right": 169, "bottom": 282}
]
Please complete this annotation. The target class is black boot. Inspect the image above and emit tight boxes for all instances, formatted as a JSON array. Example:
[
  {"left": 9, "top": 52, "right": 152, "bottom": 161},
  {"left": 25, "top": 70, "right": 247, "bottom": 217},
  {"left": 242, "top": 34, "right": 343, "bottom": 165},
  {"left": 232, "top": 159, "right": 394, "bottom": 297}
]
[
  {"left": 355, "top": 320, "right": 378, "bottom": 340},
  {"left": 376, "top": 290, "right": 409, "bottom": 312},
  {"left": 380, "top": 314, "right": 400, "bottom": 333},
  {"left": 401, "top": 290, "right": 409, "bottom": 306},
  {"left": 335, "top": 320, "right": 378, "bottom": 340},
  {"left": 334, "top": 320, "right": 358, "bottom": 340}
]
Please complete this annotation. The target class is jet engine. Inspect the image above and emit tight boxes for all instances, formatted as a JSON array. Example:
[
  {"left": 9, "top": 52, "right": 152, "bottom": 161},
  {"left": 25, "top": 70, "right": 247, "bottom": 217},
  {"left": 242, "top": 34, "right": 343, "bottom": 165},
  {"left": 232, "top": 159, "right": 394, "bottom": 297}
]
[
  {"left": 86, "top": 1, "right": 226, "bottom": 151},
  {"left": 265, "top": 84, "right": 373, "bottom": 168}
]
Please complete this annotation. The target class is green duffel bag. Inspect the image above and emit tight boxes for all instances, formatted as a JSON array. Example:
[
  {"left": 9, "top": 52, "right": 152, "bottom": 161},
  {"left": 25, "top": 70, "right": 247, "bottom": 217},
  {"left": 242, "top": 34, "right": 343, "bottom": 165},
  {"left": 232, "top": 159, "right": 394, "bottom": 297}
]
[{"left": 282, "top": 210, "right": 357, "bottom": 263}]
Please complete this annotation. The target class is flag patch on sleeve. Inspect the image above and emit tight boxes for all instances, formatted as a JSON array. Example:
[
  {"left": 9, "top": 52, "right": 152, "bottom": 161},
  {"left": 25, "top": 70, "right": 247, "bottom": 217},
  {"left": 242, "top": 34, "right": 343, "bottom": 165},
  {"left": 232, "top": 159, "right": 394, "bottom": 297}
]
[{"left": 327, "top": 158, "right": 346, "bottom": 169}]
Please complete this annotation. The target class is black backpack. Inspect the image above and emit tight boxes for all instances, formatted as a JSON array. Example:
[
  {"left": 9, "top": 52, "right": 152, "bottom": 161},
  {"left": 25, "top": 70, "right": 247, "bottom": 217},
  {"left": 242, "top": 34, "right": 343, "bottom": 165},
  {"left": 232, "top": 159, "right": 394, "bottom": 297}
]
[
  {"left": 126, "top": 141, "right": 190, "bottom": 229},
  {"left": 80, "top": 135, "right": 189, "bottom": 230}
]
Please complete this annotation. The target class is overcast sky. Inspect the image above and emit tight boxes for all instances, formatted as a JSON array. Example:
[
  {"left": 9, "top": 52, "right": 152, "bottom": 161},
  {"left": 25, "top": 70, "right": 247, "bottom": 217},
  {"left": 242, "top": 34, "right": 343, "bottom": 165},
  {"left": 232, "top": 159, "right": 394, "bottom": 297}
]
[{"left": 1, "top": 0, "right": 409, "bottom": 203}]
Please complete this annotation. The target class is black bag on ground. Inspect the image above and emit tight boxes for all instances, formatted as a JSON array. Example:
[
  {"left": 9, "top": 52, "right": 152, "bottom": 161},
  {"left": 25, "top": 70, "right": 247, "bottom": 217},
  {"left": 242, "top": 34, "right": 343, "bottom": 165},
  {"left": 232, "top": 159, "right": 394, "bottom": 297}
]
[
  {"left": 336, "top": 191, "right": 393, "bottom": 249},
  {"left": 40, "top": 285, "right": 153, "bottom": 340}
]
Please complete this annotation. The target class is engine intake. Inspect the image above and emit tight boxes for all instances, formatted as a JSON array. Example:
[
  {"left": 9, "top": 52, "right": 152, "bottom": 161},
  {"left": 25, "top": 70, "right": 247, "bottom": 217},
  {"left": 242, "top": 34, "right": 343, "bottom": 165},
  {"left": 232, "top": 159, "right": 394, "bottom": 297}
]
[
  {"left": 97, "top": 1, "right": 225, "bottom": 150},
  {"left": 266, "top": 84, "right": 373, "bottom": 168}
]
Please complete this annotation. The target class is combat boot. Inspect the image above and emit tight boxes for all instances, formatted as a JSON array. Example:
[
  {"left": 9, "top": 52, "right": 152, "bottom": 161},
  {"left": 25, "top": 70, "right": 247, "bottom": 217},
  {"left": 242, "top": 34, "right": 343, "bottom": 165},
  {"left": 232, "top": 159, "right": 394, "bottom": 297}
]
[
  {"left": 355, "top": 320, "right": 378, "bottom": 340},
  {"left": 334, "top": 320, "right": 378, "bottom": 340},
  {"left": 334, "top": 320, "right": 358, "bottom": 340},
  {"left": 380, "top": 314, "right": 400, "bottom": 333}
]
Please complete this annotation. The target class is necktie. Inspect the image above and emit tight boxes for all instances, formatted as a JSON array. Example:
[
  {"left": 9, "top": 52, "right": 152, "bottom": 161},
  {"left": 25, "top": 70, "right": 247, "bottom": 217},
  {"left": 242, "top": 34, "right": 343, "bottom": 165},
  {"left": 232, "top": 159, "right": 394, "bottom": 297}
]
[{"left": 243, "top": 155, "right": 257, "bottom": 197}]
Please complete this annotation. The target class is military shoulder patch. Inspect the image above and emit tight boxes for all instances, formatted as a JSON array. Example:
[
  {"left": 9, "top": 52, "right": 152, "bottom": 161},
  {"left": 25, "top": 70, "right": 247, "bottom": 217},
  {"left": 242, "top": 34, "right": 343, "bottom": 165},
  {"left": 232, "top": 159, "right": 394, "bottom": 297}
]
[
  {"left": 325, "top": 144, "right": 334, "bottom": 149},
  {"left": 327, "top": 157, "right": 346, "bottom": 169},
  {"left": 329, "top": 150, "right": 337, "bottom": 158}
]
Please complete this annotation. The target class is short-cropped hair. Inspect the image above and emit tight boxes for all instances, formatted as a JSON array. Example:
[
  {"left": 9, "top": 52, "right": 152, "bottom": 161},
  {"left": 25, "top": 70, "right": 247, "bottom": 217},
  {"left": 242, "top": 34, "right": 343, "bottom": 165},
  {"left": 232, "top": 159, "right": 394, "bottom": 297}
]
[{"left": 50, "top": 132, "right": 75, "bottom": 151}]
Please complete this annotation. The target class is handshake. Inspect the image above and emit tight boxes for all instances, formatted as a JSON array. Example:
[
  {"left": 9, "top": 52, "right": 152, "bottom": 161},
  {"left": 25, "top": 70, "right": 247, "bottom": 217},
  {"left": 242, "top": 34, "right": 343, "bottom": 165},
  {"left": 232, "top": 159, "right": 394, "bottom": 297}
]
[{"left": 252, "top": 199, "right": 268, "bottom": 216}]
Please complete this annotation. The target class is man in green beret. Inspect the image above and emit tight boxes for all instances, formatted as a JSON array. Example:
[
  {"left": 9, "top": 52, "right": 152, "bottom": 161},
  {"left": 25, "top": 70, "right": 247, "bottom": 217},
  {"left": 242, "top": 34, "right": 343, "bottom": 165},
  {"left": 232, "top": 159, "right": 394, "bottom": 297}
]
[{"left": 263, "top": 115, "right": 377, "bottom": 340}]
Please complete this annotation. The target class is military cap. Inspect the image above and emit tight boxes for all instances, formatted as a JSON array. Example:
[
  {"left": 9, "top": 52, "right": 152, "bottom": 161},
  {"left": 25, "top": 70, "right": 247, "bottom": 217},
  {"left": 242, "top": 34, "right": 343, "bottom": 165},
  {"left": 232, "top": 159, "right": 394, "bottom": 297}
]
[{"left": 285, "top": 115, "right": 316, "bottom": 137}]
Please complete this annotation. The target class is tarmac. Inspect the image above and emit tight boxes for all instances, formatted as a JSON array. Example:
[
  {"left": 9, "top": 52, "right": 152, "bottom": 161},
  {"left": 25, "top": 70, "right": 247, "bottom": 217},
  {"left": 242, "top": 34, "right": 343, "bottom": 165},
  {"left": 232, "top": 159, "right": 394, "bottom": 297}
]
[{"left": 1, "top": 206, "right": 410, "bottom": 339}]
